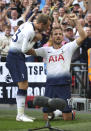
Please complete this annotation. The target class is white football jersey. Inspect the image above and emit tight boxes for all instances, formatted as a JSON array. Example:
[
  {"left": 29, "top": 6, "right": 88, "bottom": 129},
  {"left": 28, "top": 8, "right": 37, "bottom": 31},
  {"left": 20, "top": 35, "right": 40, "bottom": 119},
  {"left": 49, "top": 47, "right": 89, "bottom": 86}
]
[
  {"left": 35, "top": 40, "right": 79, "bottom": 85},
  {"left": 9, "top": 22, "right": 35, "bottom": 53}
]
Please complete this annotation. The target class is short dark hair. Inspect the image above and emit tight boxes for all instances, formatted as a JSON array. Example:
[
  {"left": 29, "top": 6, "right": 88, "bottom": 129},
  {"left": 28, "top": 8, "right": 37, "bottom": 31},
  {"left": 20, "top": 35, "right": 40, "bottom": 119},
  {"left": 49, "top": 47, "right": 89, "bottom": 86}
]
[
  {"left": 51, "top": 27, "right": 62, "bottom": 35},
  {"left": 37, "top": 14, "right": 51, "bottom": 25},
  {"left": 17, "top": 20, "right": 24, "bottom": 26}
]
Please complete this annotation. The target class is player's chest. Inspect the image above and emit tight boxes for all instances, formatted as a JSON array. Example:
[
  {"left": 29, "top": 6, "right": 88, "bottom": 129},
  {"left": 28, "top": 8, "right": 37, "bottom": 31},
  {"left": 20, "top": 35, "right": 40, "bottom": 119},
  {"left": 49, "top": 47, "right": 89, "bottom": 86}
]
[{"left": 46, "top": 49, "right": 66, "bottom": 63}]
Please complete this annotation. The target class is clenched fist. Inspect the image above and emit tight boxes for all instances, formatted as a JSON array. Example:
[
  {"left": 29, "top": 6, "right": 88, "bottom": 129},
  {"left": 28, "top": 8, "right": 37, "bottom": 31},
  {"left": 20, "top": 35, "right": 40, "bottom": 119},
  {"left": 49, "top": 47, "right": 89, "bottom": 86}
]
[{"left": 69, "top": 13, "right": 78, "bottom": 21}]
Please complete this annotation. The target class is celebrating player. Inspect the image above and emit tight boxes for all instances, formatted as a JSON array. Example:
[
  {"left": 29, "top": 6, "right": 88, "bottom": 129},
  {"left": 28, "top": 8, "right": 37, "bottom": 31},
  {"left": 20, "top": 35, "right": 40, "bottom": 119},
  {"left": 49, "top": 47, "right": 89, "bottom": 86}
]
[
  {"left": 23, "top": 14, "right": 87, "bottom": 120},
  {"left": 6, "top": 14, "right": 51, "bottom": 122}
]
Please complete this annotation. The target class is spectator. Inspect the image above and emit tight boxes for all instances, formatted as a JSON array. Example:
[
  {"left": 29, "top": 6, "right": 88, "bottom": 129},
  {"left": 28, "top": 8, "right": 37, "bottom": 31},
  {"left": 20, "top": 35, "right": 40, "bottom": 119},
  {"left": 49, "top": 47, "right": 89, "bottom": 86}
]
[
  {"left": 78, "top": 18, "right": 85, "bottom": 27},
  {"left": 85, "top": 12, "right": 91, "bottom": 27},
  {"left": 0, "top": 0, "right": 7, "bottom": 12},
  {"left": 52, "top": 9, "right": 60, "bottom": 27},
  {"left": 83, "top": 0, "right": 89, "bottom": 14},
  {"left": 8, "top": 8, "right": 24, "bottom": 35},
  {"left": 58, "top": 7, "right": 66, "bottom": 22},
  {"left": 0, "top": 25, "right": 12, "bottom": 62},
  {"left": 62, "top": 13, "right": 77, "bottom": 28},
  {"left": 77, "top": 7, "right": 85, "bottom": 18},
  {"left": 0, "top": 21, "right": 5, "bottom": 36},
  {"left": 64, "top": 0, "right": 73, "bottom": 11},
  {"left": 10, "top": 0, "right": 23, "bottom": 17},
  {"left": 64, "top": 26, "right": 75, "bottom": 42},
  {"left": 42, "top": 4, "right": 50, "bottom": 15},
  {"left": 5, "top": 1, "right": 34, "bottom": 35},
  {"left": 63, "top": 25, "right": 80, "bottom": 63},
  {"left": 46, "top": 0, "right": 52, "bottom": 7},
  {"left": 72, "top": 1, "right": 80, "bottom": 14},
  {"left": 61, "top": 14, "right": 71, "bottom": 31},
  {"left": 21, "top": 0, "right": 29, "bottom": 10},
  {"left": 80, "top": 26, "right": 91, "bottom": 64},
  {"left": 75, "top": 18, "right": 85, "bottom": 37},
  {"left": 77, "top": 0, "right": 86, "bottom": 12}
]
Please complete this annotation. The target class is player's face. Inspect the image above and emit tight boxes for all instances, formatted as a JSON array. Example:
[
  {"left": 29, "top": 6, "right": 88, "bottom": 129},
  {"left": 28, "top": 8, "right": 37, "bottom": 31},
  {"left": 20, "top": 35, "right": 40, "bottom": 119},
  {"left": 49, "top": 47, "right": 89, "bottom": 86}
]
[
  {"left": 39, "top": 20, "right": 51, "bottom": 32},
  {"left": 52, "top": 29, "right": 63, "bottom": 45},
  {"left": 5, "top": 28, "right": 11, "bottom": 36}
]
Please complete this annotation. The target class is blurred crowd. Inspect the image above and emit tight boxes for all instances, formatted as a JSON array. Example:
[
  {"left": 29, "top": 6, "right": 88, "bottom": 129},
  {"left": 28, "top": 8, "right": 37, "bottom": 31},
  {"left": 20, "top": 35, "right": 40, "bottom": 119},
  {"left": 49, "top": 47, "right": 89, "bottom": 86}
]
[{"left": 0, "top": 0, "right": 91, "bottom": 64}]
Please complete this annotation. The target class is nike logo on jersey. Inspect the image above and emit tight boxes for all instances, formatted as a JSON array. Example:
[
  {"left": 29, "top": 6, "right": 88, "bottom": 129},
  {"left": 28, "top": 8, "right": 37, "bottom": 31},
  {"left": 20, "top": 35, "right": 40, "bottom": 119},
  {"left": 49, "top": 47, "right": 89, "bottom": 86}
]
[
  {"left": 60, "top": 49, "right": 64, "bottom": 54},
  {"left": 48, "top": 51, "right": 51, "bottom": 53}
]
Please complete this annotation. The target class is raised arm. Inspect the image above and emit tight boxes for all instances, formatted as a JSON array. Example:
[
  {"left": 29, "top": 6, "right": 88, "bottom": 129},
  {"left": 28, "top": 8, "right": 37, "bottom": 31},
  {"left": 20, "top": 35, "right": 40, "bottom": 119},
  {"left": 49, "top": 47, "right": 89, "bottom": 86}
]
[{"left": 69, "top": 14, "right": 87, "bottom": 46}]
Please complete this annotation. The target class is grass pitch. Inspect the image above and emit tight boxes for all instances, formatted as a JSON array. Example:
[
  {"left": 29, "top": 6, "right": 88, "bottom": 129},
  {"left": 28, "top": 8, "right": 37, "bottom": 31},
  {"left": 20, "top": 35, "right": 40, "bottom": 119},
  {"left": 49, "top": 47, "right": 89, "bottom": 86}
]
[{"left": 0, "top": 106, "right": 91, "bottom": 131}]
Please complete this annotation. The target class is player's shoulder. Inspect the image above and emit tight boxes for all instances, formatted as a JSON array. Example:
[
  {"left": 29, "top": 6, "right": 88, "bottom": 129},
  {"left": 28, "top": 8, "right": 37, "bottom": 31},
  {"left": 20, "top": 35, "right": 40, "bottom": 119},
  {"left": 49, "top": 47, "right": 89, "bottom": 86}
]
[
  {"left": 69, "top": 40, "right": 78, "bottom": 47},
  {"left": 20, "top": 21, "right": 33, "bottom": 29},
  {"left": 26, "top": 22, "right": 34, "bottom": 31},
  {"left": 24, "top": 21, "right": 33, "bottom": 27},
  {"left": 21, "top": 22, "right": 35, "bottom": 34},
  {"left": 43, "top": 46, "right": 52, "bottom": 50},
  {"left": 64, "top": 40, "right": 77, "bottom": 47}
]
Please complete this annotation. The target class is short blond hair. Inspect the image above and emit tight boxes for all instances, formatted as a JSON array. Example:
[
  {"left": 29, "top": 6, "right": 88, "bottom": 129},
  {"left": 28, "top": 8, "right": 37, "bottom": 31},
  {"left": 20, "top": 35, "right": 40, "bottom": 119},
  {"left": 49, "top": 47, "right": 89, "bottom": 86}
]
[{"left": 37, "top": 14, "right": 51, "bottom": 25}]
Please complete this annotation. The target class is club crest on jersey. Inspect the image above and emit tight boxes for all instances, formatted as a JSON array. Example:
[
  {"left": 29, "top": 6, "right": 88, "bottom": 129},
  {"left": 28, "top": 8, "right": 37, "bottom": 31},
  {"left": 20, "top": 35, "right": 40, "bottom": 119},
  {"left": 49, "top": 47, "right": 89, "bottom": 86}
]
[{"left": 49, "top": 54, "right": 64, "bottom": 63}]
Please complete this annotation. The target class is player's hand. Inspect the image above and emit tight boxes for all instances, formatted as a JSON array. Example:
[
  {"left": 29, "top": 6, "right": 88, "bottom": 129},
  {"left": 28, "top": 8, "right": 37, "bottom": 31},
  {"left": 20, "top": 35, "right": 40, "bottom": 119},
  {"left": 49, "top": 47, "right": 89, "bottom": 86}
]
[
  {"left": 33, "top": 33, "right": 42, "bottom": 42},
  {"left": 69, "top": 13, "right": 78, "bottom": 26}
]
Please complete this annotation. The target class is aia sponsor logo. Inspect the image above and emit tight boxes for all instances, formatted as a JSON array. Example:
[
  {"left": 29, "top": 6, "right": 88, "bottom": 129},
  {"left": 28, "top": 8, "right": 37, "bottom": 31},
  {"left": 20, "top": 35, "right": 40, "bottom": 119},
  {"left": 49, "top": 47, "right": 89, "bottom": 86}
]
[{"left": 49, "top": 54, "right": 64, "bottom": 63}]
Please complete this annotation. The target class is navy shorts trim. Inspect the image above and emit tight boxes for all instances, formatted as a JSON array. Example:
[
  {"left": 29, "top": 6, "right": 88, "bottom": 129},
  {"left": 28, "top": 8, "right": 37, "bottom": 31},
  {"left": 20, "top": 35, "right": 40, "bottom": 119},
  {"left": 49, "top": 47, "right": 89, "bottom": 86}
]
[
  {"left": 43, "top": 84, "right": 72, "bottom": 113},
  {"left": 6, "top": 52, "right": 28, "bottom": 82}
]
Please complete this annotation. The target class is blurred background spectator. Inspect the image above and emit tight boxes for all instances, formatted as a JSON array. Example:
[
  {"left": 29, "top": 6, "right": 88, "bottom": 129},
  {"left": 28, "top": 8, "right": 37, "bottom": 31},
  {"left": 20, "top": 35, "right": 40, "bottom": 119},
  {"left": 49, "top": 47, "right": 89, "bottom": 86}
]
[
  {"left": 0, "top": 25, "right": 12, "bottom": 62},
  {"left": 0, "top": 0, "right": 90, "bottom": 104},
  {"left": 80, "top": 26, "right": 91, "bottom": 64},
  {"left": 0, "top": 0, "right": 90, "bottom": 65}
]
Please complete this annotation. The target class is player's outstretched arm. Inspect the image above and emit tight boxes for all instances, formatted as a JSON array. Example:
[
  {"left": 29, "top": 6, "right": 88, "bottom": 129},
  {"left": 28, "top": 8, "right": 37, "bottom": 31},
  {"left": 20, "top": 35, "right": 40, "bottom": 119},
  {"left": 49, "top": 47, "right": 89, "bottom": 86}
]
[
  {"left": 69, "top": 14, "right": 87, "bottom": 46},
  {"left": 26, "top": 48, "right": 37, "bottom": 56}
]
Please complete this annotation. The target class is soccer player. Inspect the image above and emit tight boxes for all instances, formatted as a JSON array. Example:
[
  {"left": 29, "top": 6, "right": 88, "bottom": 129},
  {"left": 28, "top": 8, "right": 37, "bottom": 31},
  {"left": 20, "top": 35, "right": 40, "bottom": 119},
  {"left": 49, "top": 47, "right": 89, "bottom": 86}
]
[
  {"left": 6, "top": 14, "right": 51, "bottom": 122},
  {"left": 23, "top": 14, "right": 87, "bottom": 120}
]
